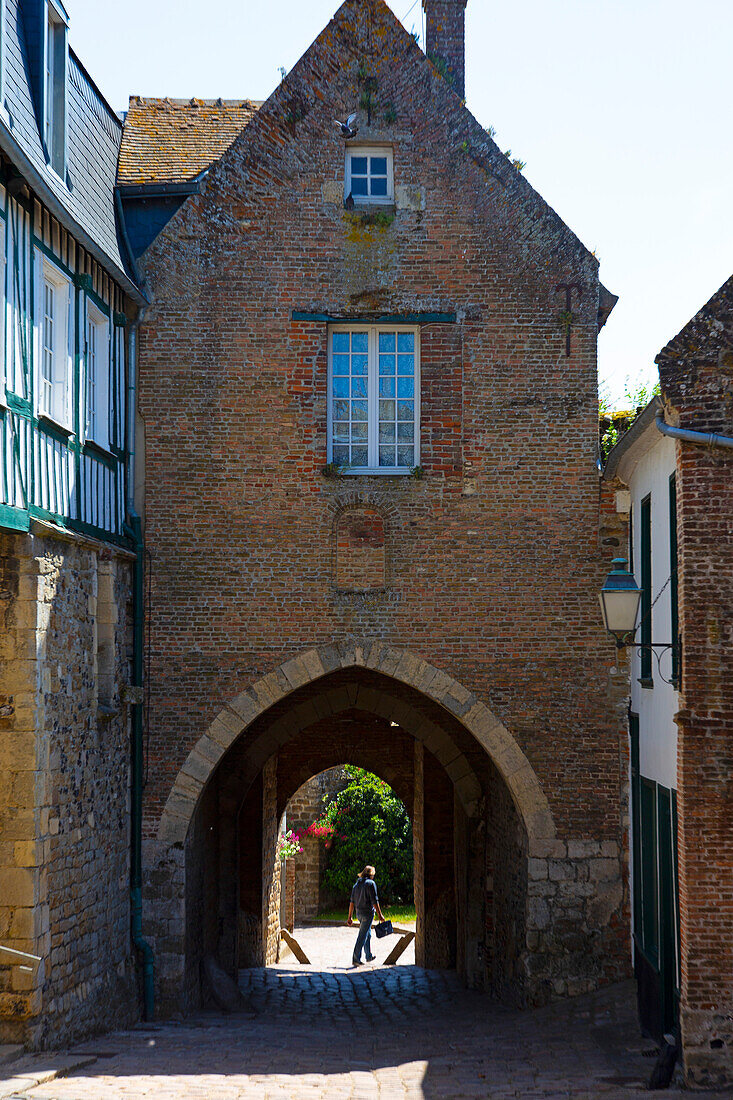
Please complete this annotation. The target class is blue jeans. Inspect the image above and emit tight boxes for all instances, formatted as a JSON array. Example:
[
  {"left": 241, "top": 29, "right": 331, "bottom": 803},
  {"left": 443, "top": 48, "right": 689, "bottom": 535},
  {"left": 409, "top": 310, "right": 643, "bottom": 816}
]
[{"left": 353, "top": 909, "right": 374, "bottom": 963}]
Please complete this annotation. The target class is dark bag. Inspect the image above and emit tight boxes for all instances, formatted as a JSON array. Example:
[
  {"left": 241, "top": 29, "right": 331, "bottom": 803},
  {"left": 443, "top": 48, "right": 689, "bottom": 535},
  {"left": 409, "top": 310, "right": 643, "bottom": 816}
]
[{"left": 374, "top": 920, "right": 393, "bottom": 939}]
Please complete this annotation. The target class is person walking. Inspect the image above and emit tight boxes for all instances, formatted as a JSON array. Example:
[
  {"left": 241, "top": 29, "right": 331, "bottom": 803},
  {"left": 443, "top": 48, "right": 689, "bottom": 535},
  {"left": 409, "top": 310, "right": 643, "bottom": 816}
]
[{"left": 347, "top": 865, "right": 385, "bottom": 966}]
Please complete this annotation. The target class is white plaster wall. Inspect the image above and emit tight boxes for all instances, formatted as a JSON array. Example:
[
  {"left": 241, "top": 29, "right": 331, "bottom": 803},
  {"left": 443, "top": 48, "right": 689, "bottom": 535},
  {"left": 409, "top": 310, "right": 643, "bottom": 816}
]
[{"left": 627, "top": 433, "right": 678, "bottom": 790}]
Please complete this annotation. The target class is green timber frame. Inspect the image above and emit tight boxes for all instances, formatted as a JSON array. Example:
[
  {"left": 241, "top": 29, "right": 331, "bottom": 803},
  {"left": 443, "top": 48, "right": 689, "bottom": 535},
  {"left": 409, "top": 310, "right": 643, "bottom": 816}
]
[{"left": 0, "top": 178, "right": 129, "bottom": 543}]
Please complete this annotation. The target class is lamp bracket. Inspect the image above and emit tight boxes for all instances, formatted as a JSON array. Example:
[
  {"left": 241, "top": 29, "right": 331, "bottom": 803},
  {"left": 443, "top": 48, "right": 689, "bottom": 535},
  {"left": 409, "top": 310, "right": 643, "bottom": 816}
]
[{"left": 614, "top": 639, "right": 681, "bottom": 688}]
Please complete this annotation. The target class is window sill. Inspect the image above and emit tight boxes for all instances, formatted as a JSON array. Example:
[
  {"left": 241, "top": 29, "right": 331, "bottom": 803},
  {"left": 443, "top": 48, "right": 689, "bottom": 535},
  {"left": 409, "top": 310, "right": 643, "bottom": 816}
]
[
  {"left": 637, "top": 677, "right": 654, "bottom": 690},
  {"left": 84, "top": 438, "right": 114, "bottom": 460},
  {"left": 38, "top": 413, "right": 73, "bottom": 440},
  {"left": 338, "top": 468, "right": 415, "bottom": 477},
  {"left": 348, "top": 198, "right": 395, "bottom": 210}
]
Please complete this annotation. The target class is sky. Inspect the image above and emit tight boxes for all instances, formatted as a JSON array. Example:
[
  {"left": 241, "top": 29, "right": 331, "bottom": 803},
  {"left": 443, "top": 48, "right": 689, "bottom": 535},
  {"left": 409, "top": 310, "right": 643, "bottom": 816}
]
[{"left": 67, "top": 0, "right": 732, "bottom": 406}]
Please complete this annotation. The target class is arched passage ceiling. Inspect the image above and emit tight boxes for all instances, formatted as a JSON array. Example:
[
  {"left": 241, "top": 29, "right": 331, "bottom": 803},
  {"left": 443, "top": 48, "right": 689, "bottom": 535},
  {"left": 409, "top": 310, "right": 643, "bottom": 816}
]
[{"left": 158, "top": 641, "right": 556, "bottom": 846}]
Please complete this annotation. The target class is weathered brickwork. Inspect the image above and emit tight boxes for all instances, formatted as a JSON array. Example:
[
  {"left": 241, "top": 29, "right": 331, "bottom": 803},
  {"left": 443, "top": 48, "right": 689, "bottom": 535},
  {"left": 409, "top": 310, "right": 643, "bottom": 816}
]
[
  {"left": 135, "top": 0, "right": 628, "bottom": 1014},
  {"left": 285, "top": 767, "right": 348, "bottom": 919},
  {"left": 422, "top": 0, "right": 467, "bottom": 99},
  {"left": 657, "top": 275, "right": 733, "bottom": 1089},
  {"left": 335, "top": 510, "right": 386, "bottom": 592},
  {"left": 0, "top": 529, "right": 137, "bottom": 1049}
]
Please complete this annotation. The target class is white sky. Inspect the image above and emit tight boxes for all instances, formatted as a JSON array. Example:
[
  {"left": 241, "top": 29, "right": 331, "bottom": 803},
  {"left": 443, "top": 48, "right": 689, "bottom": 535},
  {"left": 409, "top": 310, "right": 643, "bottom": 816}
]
[{"left": 68, "top": 0, "right": 733, "bottom": 405}]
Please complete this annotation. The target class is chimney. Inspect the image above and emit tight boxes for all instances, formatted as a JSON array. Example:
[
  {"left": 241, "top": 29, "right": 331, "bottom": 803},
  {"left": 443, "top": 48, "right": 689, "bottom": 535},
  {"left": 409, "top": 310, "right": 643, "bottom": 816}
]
[{"left": 422, "top": 0, "right": 467, "bottom": 99}]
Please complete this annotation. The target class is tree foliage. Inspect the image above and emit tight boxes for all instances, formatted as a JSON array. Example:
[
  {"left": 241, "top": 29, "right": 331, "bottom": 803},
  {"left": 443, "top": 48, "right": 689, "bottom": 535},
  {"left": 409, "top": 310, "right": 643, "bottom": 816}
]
[
  {"left": 599, "top": 376, "right": 661, "bottom": 459},
  {"left": 320, "top": 766, "right": 413, "bottom": 905}
]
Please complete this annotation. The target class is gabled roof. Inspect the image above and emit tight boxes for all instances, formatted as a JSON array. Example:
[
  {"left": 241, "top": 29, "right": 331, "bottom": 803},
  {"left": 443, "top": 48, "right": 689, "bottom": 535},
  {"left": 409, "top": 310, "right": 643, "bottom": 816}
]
[
  {"left": 656, "top": 274, "right": 733, "bottom": 371},
  {"left": 0, "top": 0, "right": 141, "bottom": 300},
  {"left": 118, "top": 98, "right": 261, "bottom": 187},
  {"left": 602, "top": 396, "right": 664, "bottom": 483}
]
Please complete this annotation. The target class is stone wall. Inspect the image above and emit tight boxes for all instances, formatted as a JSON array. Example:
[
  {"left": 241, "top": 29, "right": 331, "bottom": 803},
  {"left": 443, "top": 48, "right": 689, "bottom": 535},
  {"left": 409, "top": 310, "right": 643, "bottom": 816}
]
[
  {"left": 0, "top": 528, "right": 137, "bottom": 1049},
  {"left": 284, "top": 767, "right": 348, "bottom": 920}
]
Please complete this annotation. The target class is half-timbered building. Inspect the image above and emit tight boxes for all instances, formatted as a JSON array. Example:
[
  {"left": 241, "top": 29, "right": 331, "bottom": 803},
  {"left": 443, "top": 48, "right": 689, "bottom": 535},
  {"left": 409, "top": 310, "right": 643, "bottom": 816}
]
[{"left": 0, "top": 0, "right": 144, "bottom": 1048}]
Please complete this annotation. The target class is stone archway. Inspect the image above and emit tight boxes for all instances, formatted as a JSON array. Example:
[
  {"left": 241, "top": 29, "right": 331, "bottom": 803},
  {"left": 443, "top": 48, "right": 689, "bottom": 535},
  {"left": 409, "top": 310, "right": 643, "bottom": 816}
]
[
  {"left": 143, "top": 641, "right": 628, "bottom": 1020},
  {"left": 157, "top": 639, "right": 556, "bottom": 848}
]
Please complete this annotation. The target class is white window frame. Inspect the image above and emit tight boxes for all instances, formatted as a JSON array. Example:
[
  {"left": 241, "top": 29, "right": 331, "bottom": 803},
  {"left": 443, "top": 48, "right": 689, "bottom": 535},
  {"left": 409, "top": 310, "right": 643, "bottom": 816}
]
[
  {"left": 327, "top": 324, "right": 420, "bottom": 475},
  {"left": 85, "top": 300, "right": 110, "bottom": 449},
  {"left": 36, "top": 255, "right": 71, "bottom": 428},
  {"left": 344, "top": 146, "right": 394, "bottom": 205},
  {"left": 44, "top": 0, "right": 68, "bottom": 179}
]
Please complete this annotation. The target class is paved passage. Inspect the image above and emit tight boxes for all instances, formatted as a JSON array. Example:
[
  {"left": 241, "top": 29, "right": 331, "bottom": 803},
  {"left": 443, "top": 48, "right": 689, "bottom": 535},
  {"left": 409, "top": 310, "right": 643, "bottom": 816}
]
[{"left": 2, "top": 934, "right": 729, "bottom": 1098}]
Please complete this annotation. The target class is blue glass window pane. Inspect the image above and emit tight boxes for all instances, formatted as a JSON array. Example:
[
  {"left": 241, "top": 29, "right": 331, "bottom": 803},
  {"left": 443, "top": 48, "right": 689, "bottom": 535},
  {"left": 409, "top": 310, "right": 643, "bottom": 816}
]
[
  {"left": 397, "top": 333, "right": 414, "bottom": 353},
  {"left": 351, "top": 354, "right": 368, "bottom": 374},
  {"left": 333, "top": 424, "right": 349, "bottom": 442},
  {"left": 351, "top": 422, "right": 368, "bottom": 441},
  {"left": 351, "top": 376, "right": 368, "bottom": 397},
  {"left": 333, "top": 333, "right": 349, "bottom": 353},
  {"left": 370, "top": 157, "right": 387, "bottom": 175},
  {"left": 351, "top": 446, "right": 368, "bottom": 466},
  {"left": 397, "top": 400, "right": 413, "bottom": 421},
  {"left": 397, "top": 445, "right": 414, "bottom": 466},
  {"left": 397, "top": 422, "right": 414, "bottom": 442},
  {"left": 379, "top": 422, "right": 396, "bottom": 443},
  {"left": 352, "top": 333, "right": 369, "bottom": 353},
  {"left": 379, "top": 446, "right": 396, "bottom": 467},
  {"left": 333, "top": 377, "right": 349, "bottom": 398},
  {"left": 352, "top": 400, "right": 368, "bottom": 421},
  {"left": 379, "top": 377, "right": 395, "bottom": 397},
  {"left": 379, "top": 400, "right": 395, "bottom": 421},
  {"left": 333, "top": 399, "right": 349, "bottom": 420},
  {"left": 333, "top": 445, "right": 349, "bottom": 464},
  {"left": 351, "top": 177, "right": 368, "bottom": 196},
  {"left": 371, "top": 177, "right": 388, "bottom": 197},
  {"left": 332, "top": 354, "right": 349, "bottom": 375},
  {"left": 351, "top": 157, "right": 368, "bottom": 174},
  {"left": 379, "top": 355, "right": 395, "bottom": 375},
  {"left": 397, "top": 354, "right": 413, "bottom": 375},
  {"left": 397, "top": 377, "right": 414, "bottom": 398},
  {"left": 379, "top": 333, "right": 395, "bottom": 353}
]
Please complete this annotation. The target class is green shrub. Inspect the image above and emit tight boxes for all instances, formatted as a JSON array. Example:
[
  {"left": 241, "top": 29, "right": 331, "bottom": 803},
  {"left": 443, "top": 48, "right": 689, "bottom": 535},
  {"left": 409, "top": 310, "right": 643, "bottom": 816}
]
[{"left": 321, "top": 766, "right": 413, "bottom": 905}]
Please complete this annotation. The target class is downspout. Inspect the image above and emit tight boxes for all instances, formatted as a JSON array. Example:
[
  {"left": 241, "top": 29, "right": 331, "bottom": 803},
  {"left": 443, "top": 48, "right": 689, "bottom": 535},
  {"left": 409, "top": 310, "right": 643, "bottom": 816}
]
[
  {"left": 655, "top": 415, "right": 733, "bottom": 451},
  {"left": 122, "top": 309, "right": 155, "bottom": 1021}
]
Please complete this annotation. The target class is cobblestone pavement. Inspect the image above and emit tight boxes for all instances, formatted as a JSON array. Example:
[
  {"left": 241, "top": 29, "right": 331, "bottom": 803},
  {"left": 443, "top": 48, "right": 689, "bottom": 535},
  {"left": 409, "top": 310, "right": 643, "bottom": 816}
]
[{"left": 3, "top": 941, "right": 730, "bottom": 1098}]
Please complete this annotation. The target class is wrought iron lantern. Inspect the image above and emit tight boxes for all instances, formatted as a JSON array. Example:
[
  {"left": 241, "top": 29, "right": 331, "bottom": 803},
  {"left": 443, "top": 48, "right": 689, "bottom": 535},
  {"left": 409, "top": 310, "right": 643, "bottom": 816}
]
[
  {"left": 598, "top": 558, "right": 642, "bottom": 647},
  {"left": 599, "top": 557, "right": 681, "bottom": 686}
]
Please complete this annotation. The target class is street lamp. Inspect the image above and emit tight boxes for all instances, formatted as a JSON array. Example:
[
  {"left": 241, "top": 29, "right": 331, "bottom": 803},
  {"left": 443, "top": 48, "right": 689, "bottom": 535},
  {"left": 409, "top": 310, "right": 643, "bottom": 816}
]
[
  {"left": 598, "top": 558, "right": 641, "bottom": 647},
  {"left": 598, "top": 557, "right": 681, "bottom": 687}
]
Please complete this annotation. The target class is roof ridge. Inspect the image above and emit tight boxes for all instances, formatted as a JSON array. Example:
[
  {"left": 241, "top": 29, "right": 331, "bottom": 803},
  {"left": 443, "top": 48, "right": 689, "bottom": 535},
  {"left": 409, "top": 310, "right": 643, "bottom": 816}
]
[{"left": 128, "top": 96, "right": 263, "bottom": 108}]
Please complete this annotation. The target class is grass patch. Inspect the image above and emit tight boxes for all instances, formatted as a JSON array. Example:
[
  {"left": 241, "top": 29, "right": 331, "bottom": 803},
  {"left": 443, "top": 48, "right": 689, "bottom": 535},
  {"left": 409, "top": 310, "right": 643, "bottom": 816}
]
[{"left": 316, "top": 905, "right": 416, "bottom": 925}]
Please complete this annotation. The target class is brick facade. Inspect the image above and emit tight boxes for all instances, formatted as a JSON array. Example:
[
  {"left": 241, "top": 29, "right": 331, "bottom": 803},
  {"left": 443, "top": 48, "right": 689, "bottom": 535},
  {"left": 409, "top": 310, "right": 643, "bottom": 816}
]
[
  {"left": 656, "top": 275, "right": 733, "bottom": 1088},
  {"left": 134, "top": 0, "right": 629, "bottom": 1016}
]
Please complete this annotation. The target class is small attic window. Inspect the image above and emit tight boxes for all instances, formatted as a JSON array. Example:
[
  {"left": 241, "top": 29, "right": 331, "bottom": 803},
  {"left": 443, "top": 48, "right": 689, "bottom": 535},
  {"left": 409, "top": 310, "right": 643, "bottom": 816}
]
[
  {"left": 44, "top": 0, "right": 68, "bottom": 177},
  {"left": 345, "top": 147, "right": 393, "bottom": 205}
]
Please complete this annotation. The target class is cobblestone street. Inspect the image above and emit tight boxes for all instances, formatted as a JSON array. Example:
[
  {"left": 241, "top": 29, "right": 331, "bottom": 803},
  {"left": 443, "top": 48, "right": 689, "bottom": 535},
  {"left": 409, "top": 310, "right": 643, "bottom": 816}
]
[{"left": 3, "top": 928, "right": 729, "bottom": 1099}]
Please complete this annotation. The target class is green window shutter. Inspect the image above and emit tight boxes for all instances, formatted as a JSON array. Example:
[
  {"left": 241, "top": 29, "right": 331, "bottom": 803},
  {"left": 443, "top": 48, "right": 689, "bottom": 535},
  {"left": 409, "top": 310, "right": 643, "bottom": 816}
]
[
  {"left": 640, "top": 494, "right": 652, "bottom": 682},
  {"left": 657, "top": 787, "right": 678, "bottom": 1033},
  {"left": 629, "top": 713, "right": 642, "bottom": 940},
  {"left": 640, "top": 777, "right": 658, "bottom": 960},
  {"left": 669, "top": 474, "right": 679, "bottom": 685}
]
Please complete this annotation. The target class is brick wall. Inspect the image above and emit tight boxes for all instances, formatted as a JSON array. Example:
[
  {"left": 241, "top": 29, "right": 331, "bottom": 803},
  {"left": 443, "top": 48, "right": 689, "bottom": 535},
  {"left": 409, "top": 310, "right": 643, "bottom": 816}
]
[
  {"left": 423, "top": 0, "right": 467, "bottom": 99},
  {"left": 285, "top": 767, "right": 348, "bottom": 919},
  {"left": 0, "top": 530, "right": 137, "bottom": 1049},
  {"left": 657, "top": 276, "right": 733, "bottom": 1088},
  {"left": 137, "top": 0, "right": 627, "bottom": 1011}
]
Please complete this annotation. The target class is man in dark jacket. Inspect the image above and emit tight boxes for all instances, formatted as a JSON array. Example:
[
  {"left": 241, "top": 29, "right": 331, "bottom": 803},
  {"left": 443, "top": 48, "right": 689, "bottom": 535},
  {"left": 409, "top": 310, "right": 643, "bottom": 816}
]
[{"left": 347, "top": 864, "right": 385, "bottom": 966}]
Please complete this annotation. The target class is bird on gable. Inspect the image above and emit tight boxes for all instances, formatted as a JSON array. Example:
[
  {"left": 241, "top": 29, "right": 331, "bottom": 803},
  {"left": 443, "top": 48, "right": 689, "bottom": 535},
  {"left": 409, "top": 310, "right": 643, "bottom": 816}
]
[{"left": 334, "top": 113, "right": 359, "bottom": 139}]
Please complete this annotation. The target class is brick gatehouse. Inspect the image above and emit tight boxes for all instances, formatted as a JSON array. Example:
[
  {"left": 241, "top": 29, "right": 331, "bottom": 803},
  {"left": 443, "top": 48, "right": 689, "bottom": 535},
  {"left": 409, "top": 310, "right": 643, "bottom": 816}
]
[{"left": 127, "top": 0, "right": 630, "bottom": 1017}]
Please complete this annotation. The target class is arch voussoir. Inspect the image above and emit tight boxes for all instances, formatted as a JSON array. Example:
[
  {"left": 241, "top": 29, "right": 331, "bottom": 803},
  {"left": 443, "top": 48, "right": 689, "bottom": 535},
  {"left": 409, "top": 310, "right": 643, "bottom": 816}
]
[{"left": 157, "top": 640, "right": 556, "bottom": 845}]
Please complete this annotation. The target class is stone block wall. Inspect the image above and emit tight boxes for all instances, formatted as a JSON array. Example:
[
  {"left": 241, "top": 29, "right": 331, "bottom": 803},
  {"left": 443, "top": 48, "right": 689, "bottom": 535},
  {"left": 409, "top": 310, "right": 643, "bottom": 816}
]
[{"left": 0, "top": 529, "right": 137, "bottom": 1049}]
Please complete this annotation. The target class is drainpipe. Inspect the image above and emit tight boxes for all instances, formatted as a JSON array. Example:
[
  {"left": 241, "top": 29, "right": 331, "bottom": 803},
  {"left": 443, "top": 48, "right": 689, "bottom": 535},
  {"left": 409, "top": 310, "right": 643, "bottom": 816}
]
[
  {"left": 655, "top": 415, "right": 733, "bottom": 451},
  {"left": 122, "top": 310, "right": 155, "bottom": 1021}
]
